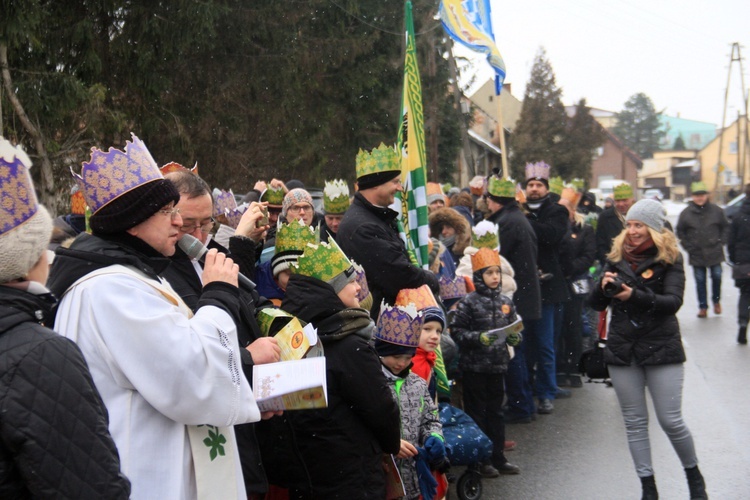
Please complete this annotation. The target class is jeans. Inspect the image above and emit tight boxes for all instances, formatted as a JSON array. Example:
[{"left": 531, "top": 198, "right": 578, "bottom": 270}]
[
  {"left": 693, "top": 264, "right": 722, "bottom": 310},
  {"left": 608, "top": 363, "right": 698, "bottom": 478},
  {"left": 738, "top": 280, "right": 750, "bottom": 327},
  {"left": 558, "top": 295, "right": 584, "bottom": 376},
  {"left": 505, "top": 338, "right": 535, "bottom": 418},
  {"left": 523, "top": 303, "right": 557, "bottom": 401}
]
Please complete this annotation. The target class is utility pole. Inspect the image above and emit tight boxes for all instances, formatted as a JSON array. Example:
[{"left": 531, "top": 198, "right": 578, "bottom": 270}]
[{"left": 714, "top": 42, "right": 749, "bottom": 202}]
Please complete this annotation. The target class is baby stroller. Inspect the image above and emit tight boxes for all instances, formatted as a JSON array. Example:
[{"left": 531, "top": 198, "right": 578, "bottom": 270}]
[{"left": 439, "top": 402, "right": 493, "bottom": 500}]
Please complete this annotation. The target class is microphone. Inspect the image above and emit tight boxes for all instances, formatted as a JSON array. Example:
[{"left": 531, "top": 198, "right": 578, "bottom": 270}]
[{"left": 178, "top": 234, "right": 257, "bottom": 290}]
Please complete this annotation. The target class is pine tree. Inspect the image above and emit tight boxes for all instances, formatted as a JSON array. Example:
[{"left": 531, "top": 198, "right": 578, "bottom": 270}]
[
  {"left": 672, "top": 135, "right": 686, "bottom": 150},
  {"left": 508, "top": 47, "right": 568, "bottom": 181},
  {"left": 611, "top": 92, "right": 664, "bottom": 159}
]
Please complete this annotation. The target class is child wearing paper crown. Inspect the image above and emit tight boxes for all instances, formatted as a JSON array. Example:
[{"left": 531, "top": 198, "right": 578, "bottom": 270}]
[
  {"left": 375, "top": 303, "right": 447, "bottom": 500},
  {"left": 449, "top": 222, "right": 522, "bottom": 478},
  {"left": 270, "top": 239, "right": 400, "bottom": 499}
]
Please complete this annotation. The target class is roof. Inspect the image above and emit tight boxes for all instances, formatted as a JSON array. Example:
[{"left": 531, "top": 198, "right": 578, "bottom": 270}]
[{"left": 468, "top": 130, "right": 502, "bottom": 156}]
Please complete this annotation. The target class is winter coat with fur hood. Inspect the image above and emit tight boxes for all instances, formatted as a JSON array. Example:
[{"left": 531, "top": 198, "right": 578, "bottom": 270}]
[{"left": 429, "top": 208, "right": 471, "bottom": 267}]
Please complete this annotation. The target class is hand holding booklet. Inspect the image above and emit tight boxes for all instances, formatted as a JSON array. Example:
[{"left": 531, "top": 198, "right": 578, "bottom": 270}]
[
  {"left": 485, "top": 317, "right": 524, "bottom": 345},
  {"left": 252, "top": 356, "right": 328, "bottom": 412}
]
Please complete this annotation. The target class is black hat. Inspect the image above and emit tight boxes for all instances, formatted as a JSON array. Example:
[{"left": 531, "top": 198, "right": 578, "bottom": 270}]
[{"left": 89, "top": 179, "right": 180, "bottom": 234}]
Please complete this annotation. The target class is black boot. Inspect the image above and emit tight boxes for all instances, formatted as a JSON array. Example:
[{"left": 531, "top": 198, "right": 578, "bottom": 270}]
[
  {"left": 739, "top": 325, "right": 748, "bottom": 345},
  {"left": 640, "top": 475, "right": 658, "bottom": 500},
  {"left": 685, "top": 466, "right": 708, "bottom": 499}
]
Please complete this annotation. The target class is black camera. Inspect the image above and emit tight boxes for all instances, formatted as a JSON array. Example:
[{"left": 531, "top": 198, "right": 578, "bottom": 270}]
[{"left": 602, "top": 277, "right": 626, "bottom": 298}]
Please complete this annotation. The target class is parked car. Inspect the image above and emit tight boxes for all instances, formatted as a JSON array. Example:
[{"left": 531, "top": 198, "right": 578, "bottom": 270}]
[
  {"left": 643, "top": 188, "right": 664, "bottom": 201},
  {"left": 723, "top": 193, "right": 745, "bottom": 221}
]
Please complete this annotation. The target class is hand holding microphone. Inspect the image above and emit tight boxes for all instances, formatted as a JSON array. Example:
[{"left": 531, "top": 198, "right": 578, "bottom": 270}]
[{"left": 178, "top": 234, "right": 257, "bottom": 290}]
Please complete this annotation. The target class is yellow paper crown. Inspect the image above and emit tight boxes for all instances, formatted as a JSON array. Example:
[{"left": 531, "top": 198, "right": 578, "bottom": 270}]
[
  {"left": 74, "top": 133, "right": 163, "bottom": 214},
  {"left": 0, "top": 137, "right": 38, "bottom": 234},
  {"left": 275, "top": 219, "right": 318, "bottom": 255},
  {"left": 375, "top": 302, "right": 423, "bottom": 348},
  {"left": 471, "top": 220, "right": 500, "bottom": 250},
  {"left": 613, "top": 183, "right": 633, "bottom": 200},
  {"left": 292, "top": 238, "right": 354, "bottom": 287},
  {"left": 549, "top": 176, "right": 564, "bottom": 195},
  {"left": 690, "top": 181, "right": 708, "bottom": 194},
  {"left": 355, "top": 143, "right": 400, "bottom": 180},
  {"left": 323, "top": 179, "right": 350, "bottom": 214},
  {"left": 487, "top": 176, "right": 516, "bottom": 198},
  {"left": 471, "top": 247, "right": 502, "bottom": 271},
  {"left": 261, "top": 186, "right": 285, "bottom": 206},
  {"left": 394, "top": 285, "right": 438, "bottom": 311}
]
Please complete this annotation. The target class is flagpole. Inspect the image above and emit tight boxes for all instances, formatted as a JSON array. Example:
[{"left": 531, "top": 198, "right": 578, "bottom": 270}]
[{"left": 496, "top": 88, "right": 509, "bottom": 178}]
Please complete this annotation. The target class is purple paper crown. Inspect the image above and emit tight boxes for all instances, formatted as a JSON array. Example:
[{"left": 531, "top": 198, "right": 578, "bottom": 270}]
[
  {"left": 74, "top": 134, "right": 163, "bottom": 214},
  {"left": 524, "top": 161, "right": 551, "bottom": 181},
  {"left": 352, "top": 261, "right": 370, "bottom": 302},
  {"left": 439, "top": 275, "right": 467, "bottom": 300},
  {"left": 214, "top": 189, "right": 237, "bottom": 218},
  {"left": 375, "top": 302, "right": 423, "bottom": 348},
  {"left": 0, "top": 138, "right": 38, "bottom": 234},
  {"left": 223, "top": 205, "right": 248, "bottom": 229}
]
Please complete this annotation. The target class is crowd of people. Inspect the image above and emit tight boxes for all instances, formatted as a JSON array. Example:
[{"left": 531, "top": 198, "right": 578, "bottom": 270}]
[{"left": 6, "top": 131, "right": 749, "bottom": 499}]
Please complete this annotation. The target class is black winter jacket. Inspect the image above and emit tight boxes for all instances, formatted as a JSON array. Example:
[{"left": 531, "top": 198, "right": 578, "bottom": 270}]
[
  {"left": 0, "top": 285, "right": 130, "bottom": 499},
  {"left": 589, "top": 250, "right": 687, "bottom": 366},
  {"left": 337, "top": 192, "right": 439, "bottom": 318},
  {"left": 728, "top": 199, "right": 750, "bottom": 267},
  {"left": 450, "top": 276, "right": 518, "bottom": 374},
  {"left": 595, "top": 207, "right": 626, "bottom": 264},
  {"left": 561, "top": 221, "right": 596, "bottom": 280},
  {"left": 524, "top": 197, "right": 571, "bottom": 304},
  {"left": 676, "top": 201, "right": 728, "bottom": 267},
  {"left": 260, "top": 274, "right": 401, "bottom": 499},
  {"left": 486, "top": 201, "right": 542, "bottom": 321}
]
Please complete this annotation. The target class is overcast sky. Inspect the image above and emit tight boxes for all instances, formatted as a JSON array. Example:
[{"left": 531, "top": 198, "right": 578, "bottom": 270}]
[{"left": 457, "top": 0, "right": 750, "bottom": 126}]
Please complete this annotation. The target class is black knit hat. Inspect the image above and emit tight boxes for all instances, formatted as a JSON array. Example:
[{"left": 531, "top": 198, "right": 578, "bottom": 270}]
[
  {"left": 357, "top": 171, "right": 401, "bottom": 190},
  {"left": 89, "top": 179, "right": 180, "bottom": 234}
]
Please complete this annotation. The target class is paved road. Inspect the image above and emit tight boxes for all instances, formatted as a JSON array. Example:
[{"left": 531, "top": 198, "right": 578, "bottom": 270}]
[{"left": 468, "top": 260, "right": 750, "bottom": 500}]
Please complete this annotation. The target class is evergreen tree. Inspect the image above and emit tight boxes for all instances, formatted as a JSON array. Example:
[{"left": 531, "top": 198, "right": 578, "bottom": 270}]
[
  {"left": 508, "top": 47, "right": 568, "bottom": 181},
  {"left": 672, "top": 134, "right": 686, "bottom": 150},
  {"left": 611, "top": 92, "right": 664, "bottom": 159},
  {"left": 557, "top": 98, "right": 606, "bottom": 182}
]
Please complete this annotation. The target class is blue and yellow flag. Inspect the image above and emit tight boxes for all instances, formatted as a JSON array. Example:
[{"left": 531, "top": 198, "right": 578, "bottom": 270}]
[
  {"left": 440, "top": 0, "right": 506, "bottom": 94},
  {"left": 397, "top": 1, "right": 430, "bottom": 269}
]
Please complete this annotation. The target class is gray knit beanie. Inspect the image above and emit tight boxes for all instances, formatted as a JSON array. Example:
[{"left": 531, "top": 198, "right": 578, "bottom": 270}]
[
  {"left": 0, "top": 205, "right": 53, "bottom": 283},
  {"left": 626, "top": 199, "right": 666, "bottom": 232}
]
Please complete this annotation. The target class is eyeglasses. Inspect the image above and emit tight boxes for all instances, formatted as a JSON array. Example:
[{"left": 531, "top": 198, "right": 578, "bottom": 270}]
[
  {"left": 180, "top": 218, "right": 215, "bottom": 234},
  {"left": 287, "top": 203, "right": 313, "bottom": 214},
  {"left": 158, "top": 206, "right": 181, "bottom": 220}
]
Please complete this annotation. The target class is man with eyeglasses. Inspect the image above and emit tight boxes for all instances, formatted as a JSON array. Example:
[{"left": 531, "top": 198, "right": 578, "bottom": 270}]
[
  {"left": 48, "top": 138, "right": 263, "bottom": 499},
  {"left": 162, "top": 170, "right": 280, "bottom": 498}
]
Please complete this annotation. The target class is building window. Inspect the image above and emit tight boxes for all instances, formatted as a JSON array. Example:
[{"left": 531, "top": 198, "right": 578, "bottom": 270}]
[
  {"left": 729, "top": 141, "right": 738, "bottom": 154},
  {"left": 488, "top": 95, "right": 493, "bottom": 102},
  {"left": 595, "top": 147, "right": 604, "bottom": 157}
]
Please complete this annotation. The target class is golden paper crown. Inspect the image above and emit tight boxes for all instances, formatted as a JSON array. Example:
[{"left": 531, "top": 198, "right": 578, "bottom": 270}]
[
  {"left": 394, "top": 285, "right": 438, "bottom": 311},
  {"left": 439, "top": 275, "right": 467, "bottom": 300},
  {"left": 426, "top": 182, "right": 443, "bottom": 197},
  {"left": 275, "top": 219, "right": 318, "bottom": 254},
  {"left": 471, "top": 247, "right": 502, "bottom": 271},
  {"left": 549, "top": 176, "right": 564, "bottom": 195},
  {"left": 355, "top": 143, "right": 400, "bottom": 180},
  {"left": 74, "top": 134, "right": 163, "bottom": 214},
  {"left": 292, "top": 238, "right": 354, "bottom": 286},
  {"left": 472, "top": 220, "right": 500, "bottom": 250},
  {"left": 690, "top": 181, "right": 708, "bottom": 194},
  {"left": 261, "top": 186, "right": 285, "bottom": 206},
  {"left": 613, "top": 183, "right": 633, "bottom": 200},
  {"left": 560, "top": 187, "right": 581, "bottom": 208},
  {"left": 525, "top": 161, "right": 551, "bottom": 181},
  {"left": 0, "top": 137, "right": 38, "bottom": 234},
  {"left": 213, "top": 189, "right": 237, "bottom": 217},
  {"left": 323, "top": 179, "right": 350, "bottom": 214},
  {"left": 70, "top": 186, "right": 86, "bottom": 215},
  {"left": 487, "top": 176, "right": 516, "bottom": 198},
  {"left": 160, "top": 161, "right": 199, "bottom": 176},
  {"left": 375, "top": 302, "right": 423, "bottom": 348},
  {"left": 257, "top": 308, "right": 295, "bottom": 337},
  {"left": 469, "top": 175, "right": 486, "bottom": 196},
  {"left": 570, "top": 178, "right": 585, "bottom": 191}
]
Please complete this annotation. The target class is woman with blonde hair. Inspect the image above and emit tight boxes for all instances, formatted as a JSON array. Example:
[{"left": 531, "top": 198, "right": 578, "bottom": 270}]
[{"left": 589, "top": 199, "right": 707, "bottom": 500}]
